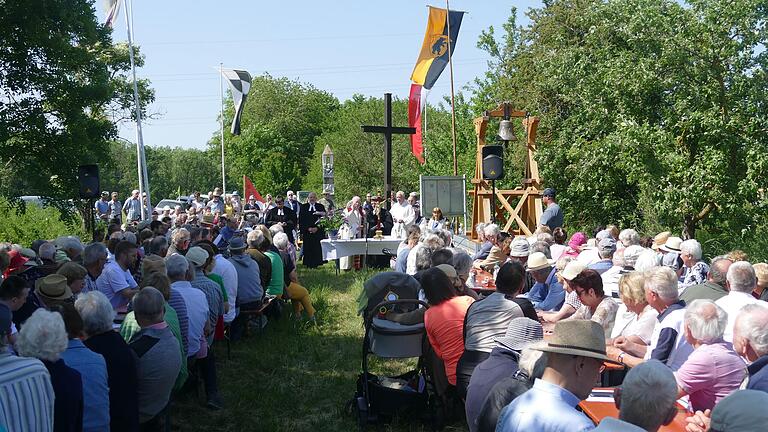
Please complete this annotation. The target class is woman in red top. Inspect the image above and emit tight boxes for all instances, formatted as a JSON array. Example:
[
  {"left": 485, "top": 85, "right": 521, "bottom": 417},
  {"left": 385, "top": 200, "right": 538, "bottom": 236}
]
[{"left": 422, "top": 267, "right": 475, "bottom": 387}]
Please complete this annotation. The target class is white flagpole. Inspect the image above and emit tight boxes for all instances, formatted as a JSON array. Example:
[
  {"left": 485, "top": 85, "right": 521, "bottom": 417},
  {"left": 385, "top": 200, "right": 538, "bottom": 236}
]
[
  {"left": 124, "top": 0, "right": 151, "bottom": 219},
  {"left": 219, "top": 63, "right": 226, "bottom": 195},
  {"left": 423, "top": 96, "right": 428, "bottom": 166}
]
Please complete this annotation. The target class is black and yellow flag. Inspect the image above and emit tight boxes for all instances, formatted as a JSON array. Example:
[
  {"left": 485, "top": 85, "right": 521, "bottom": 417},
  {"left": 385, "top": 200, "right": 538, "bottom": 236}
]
[{"left": 410, "top": 6, "right": 465, "bottom": 90}]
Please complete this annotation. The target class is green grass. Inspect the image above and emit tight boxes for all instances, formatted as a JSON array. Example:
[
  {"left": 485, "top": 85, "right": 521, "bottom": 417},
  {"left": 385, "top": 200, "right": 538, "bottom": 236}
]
[{"left": 172, "top": 263, "right": 468, "bottom": 432}]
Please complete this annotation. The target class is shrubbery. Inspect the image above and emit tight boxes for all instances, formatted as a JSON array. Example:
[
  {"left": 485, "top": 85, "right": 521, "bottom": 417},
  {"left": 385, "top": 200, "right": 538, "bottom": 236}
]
[{"left": 0, "top": 198, "right": 86, "bottom": 246}]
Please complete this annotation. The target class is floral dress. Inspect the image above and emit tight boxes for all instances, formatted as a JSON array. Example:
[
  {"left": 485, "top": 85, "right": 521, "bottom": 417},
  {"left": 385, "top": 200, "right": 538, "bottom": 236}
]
[{"left": 680, "top": 261, "right": 710, "bottom": 289}]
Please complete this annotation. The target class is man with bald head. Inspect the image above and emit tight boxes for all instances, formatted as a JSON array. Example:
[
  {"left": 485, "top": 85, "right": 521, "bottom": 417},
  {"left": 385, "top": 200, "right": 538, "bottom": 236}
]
[{"left": 299, "top": 192, "right": 326, "bottom": 268}]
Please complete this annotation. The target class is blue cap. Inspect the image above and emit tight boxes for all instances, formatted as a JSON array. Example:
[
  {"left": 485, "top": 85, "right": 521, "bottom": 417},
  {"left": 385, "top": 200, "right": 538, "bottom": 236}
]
[{"left": 542, "top": 188, "right": 556, "bottom": 197}]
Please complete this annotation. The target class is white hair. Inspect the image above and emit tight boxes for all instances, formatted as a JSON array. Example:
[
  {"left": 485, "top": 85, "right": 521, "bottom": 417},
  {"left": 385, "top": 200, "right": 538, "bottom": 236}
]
[
  {"left": 247, "top": 229, "right": 264, "bottom": 248},
  {"left": 735, "top": 303, "right": 768, "bottom": 356},
  {"left": 635, "top": 249, "right": 661, "bottom": 272},
  {"left": 727, "top": 261, "right": 757, "bottom": 293},
  {"left": 165, "top": 254, "right": 189, "bottom": 279},
  {"left": 422, "top": 234, "right": 444, "bottom": 251},
  {"left": 680, "top": 239, "right": 703, "bottom": 261},
  {"left": 56, "top": 236, "right": 84, "bottom": 254},
  {"left": 618, "top": 229, "right": 640, "bottom": 247},
  {"left": 483, "top": 224, "right": 500, "bottom": 239},
  {"left": 273, "top": 232, "right": 290, "bottom": 251},
  {"left": 269, "top": 224, "right": 284, "bottom": 235},
  {"left": 644, "top": 266, "right": 679, "bottom": 302},
  {"left": 685, "top": 299, "right": 727, "bottom": 344},
  {"left": 75, "top": 291, "right": 116, "bottom": 336},
  {"left": 619, "top": 359, "right": 678, "bottom": 430},
  {"left": 475, "top": 223, "right": 487, "bottom": 236},
  {"left": 15, "top": 309, "right": 68, "bottom": 361},
  {"left": 518, "top": 348, "right": 546, "bottom": 380},
  {"left": 622, "top": 245, "right": 646, "bottom": 268}
]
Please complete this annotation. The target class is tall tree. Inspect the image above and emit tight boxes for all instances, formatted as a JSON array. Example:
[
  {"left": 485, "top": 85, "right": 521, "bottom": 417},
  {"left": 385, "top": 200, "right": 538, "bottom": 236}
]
[
  {"left": 473, "top": 0, "right": 768, "bottom": 237},
  {"left": 0, "top": 0, "right": 154, "bottom": 200}
]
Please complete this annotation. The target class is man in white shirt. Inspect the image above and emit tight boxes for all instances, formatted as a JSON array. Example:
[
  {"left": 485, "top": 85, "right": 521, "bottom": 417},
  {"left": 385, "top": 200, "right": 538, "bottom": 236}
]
[
  {"left": 211, "top": 251, "right": 238, "bottom": 324},
  {"left": 716, "top": 261, "right": 767, "bottom": 342},
  {"left": 389, "top": 190, "right": 415, "bottom": 227},
  {"left": 96, "top": 240, "right": 139, "bottom": 311}
]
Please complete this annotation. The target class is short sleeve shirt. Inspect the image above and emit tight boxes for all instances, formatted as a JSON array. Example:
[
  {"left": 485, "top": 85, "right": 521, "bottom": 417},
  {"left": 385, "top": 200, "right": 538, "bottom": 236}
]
[
  {"left": 539, "top": 203, "right": 563, "bottom": 230},
  {"left": 571, "top": 296, "right": 619, "bottom": 338},
  {"left": 96, "top": 261, "right": 137, "bottom": 310},
  {"left": 675, "top": 342, "right": 747, "bottom": 411}
]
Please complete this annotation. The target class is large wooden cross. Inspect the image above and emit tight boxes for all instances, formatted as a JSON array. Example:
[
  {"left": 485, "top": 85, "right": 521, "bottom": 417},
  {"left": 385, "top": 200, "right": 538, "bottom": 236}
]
[{"left": 361, "top": 93, "right": 416, "bottom": 209}]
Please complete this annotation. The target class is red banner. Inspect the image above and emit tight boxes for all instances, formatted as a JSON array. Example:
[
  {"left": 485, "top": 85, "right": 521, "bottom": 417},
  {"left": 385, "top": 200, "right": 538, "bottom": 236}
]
[
  {"left": 243, "top": 175, "right": 264, "bottom": 202},
  {"left": 408, "top": 83, "right": 425, "bottom": 164}
]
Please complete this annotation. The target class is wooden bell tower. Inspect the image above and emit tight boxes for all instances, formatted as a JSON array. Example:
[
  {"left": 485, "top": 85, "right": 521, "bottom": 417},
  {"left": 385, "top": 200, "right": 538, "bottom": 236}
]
[{"left": 469, "top": 103, "right": 543, "bottom": 238}]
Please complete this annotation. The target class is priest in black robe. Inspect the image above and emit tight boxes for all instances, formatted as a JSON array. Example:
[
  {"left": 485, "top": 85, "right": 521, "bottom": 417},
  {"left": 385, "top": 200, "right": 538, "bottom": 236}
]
[
  {"left": 264, "top": 196, "right": 298, "bottom": 243},
  {"left": 299, "top": 192, "right": 326, "bottom": 268},
  {"left": 365, "top": 197, "right": 394, "bottom": 268}
]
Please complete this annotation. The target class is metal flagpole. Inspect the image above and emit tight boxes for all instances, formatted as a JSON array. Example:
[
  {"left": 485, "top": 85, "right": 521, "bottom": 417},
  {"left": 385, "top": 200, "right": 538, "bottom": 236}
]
[
  {"left": 423, "top": 96, "right": 428, "bottom": 166},
  {"left": 124, "top": 0, "right": 150, "bottom": 219},
  {"left": 219, "top": 63, "right": 227, "bottom": 195},
  {"left": 445, "top": 0, "right": 459, "bottom": 176}
]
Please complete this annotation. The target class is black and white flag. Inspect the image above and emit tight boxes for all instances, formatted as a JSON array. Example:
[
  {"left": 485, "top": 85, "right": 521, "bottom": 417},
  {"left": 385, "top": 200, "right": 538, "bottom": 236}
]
[{"left": 222, "top": 69, "right": 252, "bottom": 135}]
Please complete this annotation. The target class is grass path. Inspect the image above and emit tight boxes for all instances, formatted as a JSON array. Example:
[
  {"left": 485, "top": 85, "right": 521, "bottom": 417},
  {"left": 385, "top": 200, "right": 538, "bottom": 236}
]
[{"left": 173, "top": 263, "right": 468, "bottom": 432}]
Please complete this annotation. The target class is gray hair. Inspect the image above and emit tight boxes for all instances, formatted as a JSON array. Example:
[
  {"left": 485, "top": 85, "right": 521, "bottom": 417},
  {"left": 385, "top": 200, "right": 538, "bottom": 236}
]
[
  {"left": 619, "top": 359, "right": 678, "bottom": 430},
  {"left": 475, "top": 223, "right": 487, "bottom": 237},
  {"left": 612, "top": 249, "right": 626, "bottom": 267},
  {"left": 536, "top": 233, "right": 555, "bottom": 246},
  {"left": 148, "top": 237, "right": 168, "bottom": 256},
  {"left": 269, "top": 224, "right": 284, "bottom": 235},
  {"left": 247, "top": 229, "right": 264, "bottom": 248},
  {"left": 435, "top": 229, "right": 452, "bottom": 248},
  {"left": 530, "top": 241, "right": 552, "bottom": 259},
  {"left": 680, "top": 239, "right": 703, "bottom": 261},
  {"left": 414, "top": 245, "right": 433, "bottom": 272},
  {"left": 422, "top": 234, "right": 444, "bottom": 251},
  {"left": 483, "top": 224, "right": 500, "bottom": 240},
  {"left": 122, "top": 231, "right": 137, "bottom": 246},
  {"left": 685, "top": 299, "right": 727, "bottom": 344},
  {"left": 38, "top": 242, "right": 56, "bottom": 261},
  {"left": 618, "top": 229, "right": 640, "bottom": 247},
  {"left": 709, "top": 256, "right": 733, "bottom": 286},
  {"left": 450, "top": 249, "right": 473, "bottom": 276},
  {"left": 15, "top": 309, "right": 68, "bottom": 362},
  {"left": 170, "top": 228, "right": 190, "bottom": 245},
  {"left": 132, "top": 287, "right": 165, "bottom": 324},
  {"left": 518, "top": 348, "right": 547, "bottom": 381},
  {"left": 83, "top": 242, "right": 107, "bottom": 266},
  {"left": 727, "top": 261, "right": 756, "bottom": 293},
  {"left": 56, "top": 236, "right": 84, "bottom": 254},
  {"left": 165, "top": 254, "right": 189, "bottom": 280},
  {"left": 644, "top": 266, "right": 679, "bottom": 302},
  {"left": 74, "top": 291, "right": 115, "bottom": 336},
  {"left": 735, "top": 304, "right": 768, "bottom": 356},
  {"left": 273, "top": 232, "right": 290, "bottom": 251}
]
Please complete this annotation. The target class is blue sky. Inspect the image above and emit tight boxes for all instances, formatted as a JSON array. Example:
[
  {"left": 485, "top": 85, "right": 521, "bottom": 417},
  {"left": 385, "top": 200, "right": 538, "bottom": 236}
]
[{"left": 100, "top": 1, "right": 541, "bottom": 149}]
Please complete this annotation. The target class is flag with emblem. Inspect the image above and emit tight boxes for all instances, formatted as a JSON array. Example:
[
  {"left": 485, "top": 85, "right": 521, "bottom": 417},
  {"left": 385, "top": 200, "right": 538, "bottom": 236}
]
[
  {"left": 221, "top": 69, "right": 252, "bottom": 135},
  {"left": 410, "top": 6, "right": 465, "bottom": 90},
  {"left": 104, "top": 0, "right": 121, "bottom": 27}
]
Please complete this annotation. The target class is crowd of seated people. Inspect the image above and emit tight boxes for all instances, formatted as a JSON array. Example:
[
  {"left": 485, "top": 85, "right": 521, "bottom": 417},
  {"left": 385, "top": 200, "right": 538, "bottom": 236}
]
[
  {"left": 0, "top": 205, "right": 317, "bottom": 431},
  {"left": 389, "top": 222, "right": 768, "bottom": 431}
]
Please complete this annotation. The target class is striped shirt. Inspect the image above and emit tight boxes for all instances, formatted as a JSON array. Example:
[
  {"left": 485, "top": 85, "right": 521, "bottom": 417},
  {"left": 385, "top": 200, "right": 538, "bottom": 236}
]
[
  {"left": 191, "top": 270, "right": 224, "bottom": 345},
  {"left": 167, "top": 288, "right": 189, "bottom": 356},
  {"left": 0, "top": 351, "right": 55, "bottom": 432}
]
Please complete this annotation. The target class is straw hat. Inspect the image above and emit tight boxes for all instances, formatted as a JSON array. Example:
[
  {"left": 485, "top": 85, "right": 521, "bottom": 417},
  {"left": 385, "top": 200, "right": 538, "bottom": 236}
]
[
  {"left": 531, "top": 320, "right": 621, "bottom": 365},
  {"left": 495, "top": 317, "right": 544, "bottom": 352},
  {"left": 35, "top": 274, "right": 73, "bottom": 302},
  {"left": 560, "top": 260, "right": 587, "bottom": 281},
  {"left": 652, "top": 231, "right": 672, "bottom": 251},
  {"left": 660, "top": 236, "right": 683, "bottom": 253},
  {"left": 526, "top": 252, "right": 554, "bottom": 272}
]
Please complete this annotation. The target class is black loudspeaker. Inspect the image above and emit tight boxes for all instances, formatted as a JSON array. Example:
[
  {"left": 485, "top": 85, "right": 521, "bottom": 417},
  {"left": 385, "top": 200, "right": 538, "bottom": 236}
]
[
  {"left": 78, "top": 164, "right": 100, "bottom": 199},
  {"left": 482, "top": 145, "right": 504, "bottom": 180}
]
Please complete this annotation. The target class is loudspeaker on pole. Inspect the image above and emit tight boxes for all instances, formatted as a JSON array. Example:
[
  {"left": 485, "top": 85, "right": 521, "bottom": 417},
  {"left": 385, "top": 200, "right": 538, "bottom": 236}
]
[
  {"left": 482, "top": 145, "right": 504, "bottom": 180},
  {"left": 78, "top": 164, "right": 100, "bottom": 199}
]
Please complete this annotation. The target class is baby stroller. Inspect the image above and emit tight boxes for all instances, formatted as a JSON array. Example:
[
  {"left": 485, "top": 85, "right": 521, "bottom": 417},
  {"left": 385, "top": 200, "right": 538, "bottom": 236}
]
[{"left": 349, "top": 272, "right": 442, "bottom": 430}]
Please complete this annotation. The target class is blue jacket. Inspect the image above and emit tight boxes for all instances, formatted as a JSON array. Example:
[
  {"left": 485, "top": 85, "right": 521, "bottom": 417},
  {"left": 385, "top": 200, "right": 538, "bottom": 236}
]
[
  {"left": 747, "top": 354, "right": 768, "bottom": 393},
  {"left": 526, "top": 268, "right": 565, "bottom": 311}
]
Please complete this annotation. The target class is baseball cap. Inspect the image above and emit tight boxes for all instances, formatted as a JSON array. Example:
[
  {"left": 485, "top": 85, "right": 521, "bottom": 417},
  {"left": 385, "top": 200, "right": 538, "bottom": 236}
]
[
  {"left": 509, "top": 237, "right": 530, "bottom": 257},
  {"left": 542, "top": 188, "right": 556, "bottom": 197},
  {"left": 598, "top": 237, "right": 617, "bottom": 255}
]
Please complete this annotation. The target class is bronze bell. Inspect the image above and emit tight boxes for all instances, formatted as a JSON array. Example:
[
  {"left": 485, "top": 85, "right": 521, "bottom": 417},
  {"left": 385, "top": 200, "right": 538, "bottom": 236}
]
[{"left": 498, "top": 119, "right": 515, "bottom": 141}]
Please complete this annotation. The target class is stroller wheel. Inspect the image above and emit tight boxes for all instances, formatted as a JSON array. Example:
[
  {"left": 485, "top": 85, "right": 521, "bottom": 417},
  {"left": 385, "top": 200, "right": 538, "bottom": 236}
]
[{"left": 354, "top": 396, "right": 369, "bottom": 430}]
